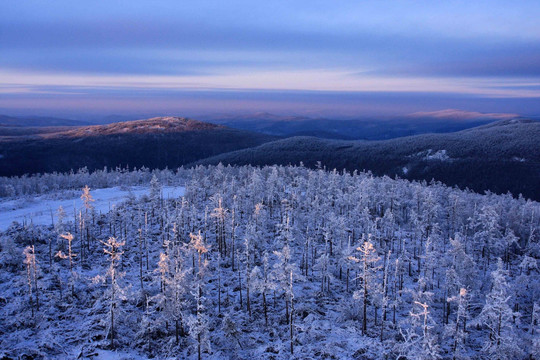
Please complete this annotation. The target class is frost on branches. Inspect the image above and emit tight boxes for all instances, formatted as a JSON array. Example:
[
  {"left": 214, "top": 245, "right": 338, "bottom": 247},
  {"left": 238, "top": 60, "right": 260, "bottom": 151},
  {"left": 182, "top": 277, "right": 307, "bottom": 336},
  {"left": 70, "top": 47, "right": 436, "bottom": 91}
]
[{"left": 0, "top": 164, "right": 538, "bottom": 359}]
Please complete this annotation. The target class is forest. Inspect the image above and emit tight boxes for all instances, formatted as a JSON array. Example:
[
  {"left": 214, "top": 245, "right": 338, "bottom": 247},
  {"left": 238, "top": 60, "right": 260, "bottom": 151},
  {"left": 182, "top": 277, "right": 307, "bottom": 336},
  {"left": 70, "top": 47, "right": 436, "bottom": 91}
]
[{"left": 0, "top": 164, "right": 539, "bottom": 359}]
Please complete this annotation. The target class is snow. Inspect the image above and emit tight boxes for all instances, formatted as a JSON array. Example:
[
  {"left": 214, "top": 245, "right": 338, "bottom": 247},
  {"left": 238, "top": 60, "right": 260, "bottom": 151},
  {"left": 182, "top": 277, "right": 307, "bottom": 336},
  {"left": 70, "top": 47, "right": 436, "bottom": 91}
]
[
  {"left": 0, "top": 166, "right": 538, "bottom": 359},
  {"left": 93, "top": 349, "right": 146, "bottom": 360},
  {"left": 424, "top": 149, "right": 450, "bottom": 161},
  {"left": 0, "top": 185, "right": 185, "bottom": 231},
  {"left": 410, "top": 149, "right": 451, "bottom": 161}
]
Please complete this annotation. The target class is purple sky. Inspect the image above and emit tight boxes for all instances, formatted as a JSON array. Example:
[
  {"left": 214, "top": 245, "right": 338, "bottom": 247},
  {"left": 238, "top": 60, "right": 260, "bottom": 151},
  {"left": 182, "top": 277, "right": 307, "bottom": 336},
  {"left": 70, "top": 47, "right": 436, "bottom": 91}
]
[{"left": 1, "top": 1, "right": 539, "bottom": 119}]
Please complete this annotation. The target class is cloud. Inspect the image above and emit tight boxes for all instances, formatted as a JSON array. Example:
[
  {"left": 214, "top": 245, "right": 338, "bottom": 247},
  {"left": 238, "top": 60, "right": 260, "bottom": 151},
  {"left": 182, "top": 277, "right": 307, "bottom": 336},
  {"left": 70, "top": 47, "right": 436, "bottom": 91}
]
[
  {"left": 1, "top": 1, "right": 539, "bottom": 115},
  {"left": 1, "top": 86, "right": 540, "bottom": 120},
  {"left": 2, "top": 13, "right": 540, "bottom": 79},
  {"left": 372, "top": 52, "right": 540, "bottom": 78}
]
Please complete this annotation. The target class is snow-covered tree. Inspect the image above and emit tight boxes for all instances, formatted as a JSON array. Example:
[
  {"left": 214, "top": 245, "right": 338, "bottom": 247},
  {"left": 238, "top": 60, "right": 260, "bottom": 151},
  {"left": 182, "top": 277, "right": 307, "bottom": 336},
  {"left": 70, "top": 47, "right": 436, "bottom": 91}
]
[
  {"left": 95, "top": 236, "right": 127, "bottom": 349},
  {"left": 476, "top": 259, "right": 522, "bottom": 359},
  {"left": 23, "top": 245, "right": 39, "bottom": 317},
  {"left": 446, "top": 288, "right": 470, "bottom": 360},
  {"left": 398, "top": 300, "right": 441, "bottom": 360},
  {"left": 56, "top": 232, "right": 77, "bottom": 296},
  {"left": 80, "top": 185, "right": 95, "bottom": 250},
  {"left": 349, "top": 235, "right": 381, "bottom": 335}
]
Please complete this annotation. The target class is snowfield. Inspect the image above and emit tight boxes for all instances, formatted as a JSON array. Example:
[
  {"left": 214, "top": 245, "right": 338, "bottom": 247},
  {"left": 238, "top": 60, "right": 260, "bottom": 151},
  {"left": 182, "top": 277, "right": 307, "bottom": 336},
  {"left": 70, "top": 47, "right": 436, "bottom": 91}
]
[{"left": 0, "top": 186, "right": 185, "bottom": 231}]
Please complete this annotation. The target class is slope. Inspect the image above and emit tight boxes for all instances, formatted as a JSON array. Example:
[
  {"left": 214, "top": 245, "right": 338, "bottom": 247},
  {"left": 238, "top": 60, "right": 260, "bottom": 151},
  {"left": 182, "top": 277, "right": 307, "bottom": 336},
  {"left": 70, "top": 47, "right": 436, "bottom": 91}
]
[
  {"left": 196, "top": 119, "right": 540, "bottom": 200},
  {"left": 0, "top": 117, "right": 277, "bottom": 176}
]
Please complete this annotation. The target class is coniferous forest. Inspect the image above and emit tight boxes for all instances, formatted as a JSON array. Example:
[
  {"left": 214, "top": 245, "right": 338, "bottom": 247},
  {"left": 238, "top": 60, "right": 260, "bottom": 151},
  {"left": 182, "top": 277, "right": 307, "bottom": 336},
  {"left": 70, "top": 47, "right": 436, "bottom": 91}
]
[{"left": 0, "top": 164, "right": 539, "bottom": 359}]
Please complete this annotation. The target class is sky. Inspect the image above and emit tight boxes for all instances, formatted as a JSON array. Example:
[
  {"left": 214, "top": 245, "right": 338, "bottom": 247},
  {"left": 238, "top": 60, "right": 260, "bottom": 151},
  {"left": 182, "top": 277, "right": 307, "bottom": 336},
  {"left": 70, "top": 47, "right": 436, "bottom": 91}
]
[{"left": 1, "top": 1, "right": 540, "bottom": 119}]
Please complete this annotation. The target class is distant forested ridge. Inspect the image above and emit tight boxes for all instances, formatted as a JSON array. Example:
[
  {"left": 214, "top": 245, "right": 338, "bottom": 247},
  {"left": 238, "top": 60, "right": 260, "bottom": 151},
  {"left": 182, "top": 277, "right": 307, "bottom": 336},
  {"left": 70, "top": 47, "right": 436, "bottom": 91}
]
[{"left": 197, "top": 119, "right": 540, "bottom": 200}]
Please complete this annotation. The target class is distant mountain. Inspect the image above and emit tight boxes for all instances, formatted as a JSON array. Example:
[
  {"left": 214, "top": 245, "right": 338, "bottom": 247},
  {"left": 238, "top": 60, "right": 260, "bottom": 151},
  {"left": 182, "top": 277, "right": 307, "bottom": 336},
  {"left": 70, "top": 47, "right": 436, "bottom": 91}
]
[
  {"left": 0, "top": 126, "right": 74, "bottom": 138},
  {"left": 0, "top": 115, "right": 91, "bottom": 127},
  {"left": 38, "top": 116, "right": 223, "bottom": 138},
  {"left": 407, "top": 109, "right": 518, "bottom": 121},
  {"left": 195, "top": 118, "right": 540, "bottom": 200},
  {"left": 203, "top": 110, "right": 516, "bottom": 140},
  {"left": 0, "top": 117, "right": 277, "bottom": 176}
]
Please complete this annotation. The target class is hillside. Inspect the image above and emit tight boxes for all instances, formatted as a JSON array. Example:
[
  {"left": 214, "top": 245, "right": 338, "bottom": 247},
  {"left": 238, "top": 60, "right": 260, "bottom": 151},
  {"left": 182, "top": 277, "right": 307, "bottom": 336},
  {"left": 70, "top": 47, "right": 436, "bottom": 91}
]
[
  {"left": 0, "top": 166, "right": 538, "bottom": 359},
  {"left": 203, "top": 110, "right": 516, "bottom": 140},
  {"left": 196, "top": 119, "right": 540, "bottom": 200},
  {"left": 0, "top": 117, "right": 277, "bottom": 176}
]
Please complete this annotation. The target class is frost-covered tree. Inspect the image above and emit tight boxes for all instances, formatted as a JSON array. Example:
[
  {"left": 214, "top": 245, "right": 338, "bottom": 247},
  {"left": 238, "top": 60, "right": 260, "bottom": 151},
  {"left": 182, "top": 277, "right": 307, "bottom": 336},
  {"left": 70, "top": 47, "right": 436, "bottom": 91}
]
[
  {"left": 80, "top": 185, "right": 95, "bottom": 250},
  {"left": 398, "top": 301, "right": 441, "bottom": 360},
  {"left": 446, "top": 288, "right": 470, "bottom": 360},
  {"left": 166, "top": 243, "right": 188, "bottom": 344},
  {"left": 272, "top": 242, "right": 298, "bottom": 323},
  {"left": 252, "top": 251, "right": 275, "bottom": 326},
  {"left": 314, "top": 227, "right": 333, "bottom": 293},
  {"left": 149, "top": 174, "right": 161, "bottom": 203},
  {"left": 1, "top": 164, "right": 539, "bottom": 358},
  {"left": 349, "top": 236, "right": 381, "bottom": 335},
  {"left": 531, "top": 302, "right": 540, "bottom": 358},
  {"left": 55, "top": 205, "right": 67, "bottom": 249},
  {"left": 221, "top": 312, "right": 243, "bottom": 350},
  {"left": 289, "top": 269, "right": 295, "bottom": 355},
  {"left": 187, "top": 232, "right": 210, "bottom": 360},
  {"left": 210, "top": 195, "right": 228, "bottom": 258},
  {"left": 473, "top": 205, "right": 502, "bottom": 270},
  {"left": 56, "top": 232, "right": 77, "bottom": 296},
  {"left": 243, "top": 222, "right": 255, "bottom": 317},
  {"left": 23, "top": 245, "right": 39, "bottom": 317},
  {"left": 95, "top": 236, "right": 126, "bottom": 349},
  {"left": 476, "top": 259, "right": 522, "bottom": 359},
  {"left": 380, "top": 250, "right": 391, "bottom": 341}
]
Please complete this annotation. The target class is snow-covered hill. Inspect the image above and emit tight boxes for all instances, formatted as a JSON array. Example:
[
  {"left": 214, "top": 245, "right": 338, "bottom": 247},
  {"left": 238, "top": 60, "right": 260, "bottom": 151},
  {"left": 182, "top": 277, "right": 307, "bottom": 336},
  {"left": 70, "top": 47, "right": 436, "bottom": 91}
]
[{"left": 0, "top": 165, "right": 538, "bottom": 359}]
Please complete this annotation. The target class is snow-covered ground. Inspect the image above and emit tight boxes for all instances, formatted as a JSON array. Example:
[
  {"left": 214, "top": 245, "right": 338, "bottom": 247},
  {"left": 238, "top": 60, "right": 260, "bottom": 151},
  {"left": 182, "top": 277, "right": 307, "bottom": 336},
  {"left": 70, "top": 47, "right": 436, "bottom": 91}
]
[
  {"left": 0, "top": 166, "right": 538, "bottom": 359},
  {"left": 423, "top": 149, "right": 450, "bottom": 161},
  {"left": 0, "top": 186, "right": 185, "bottom": 231}
]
